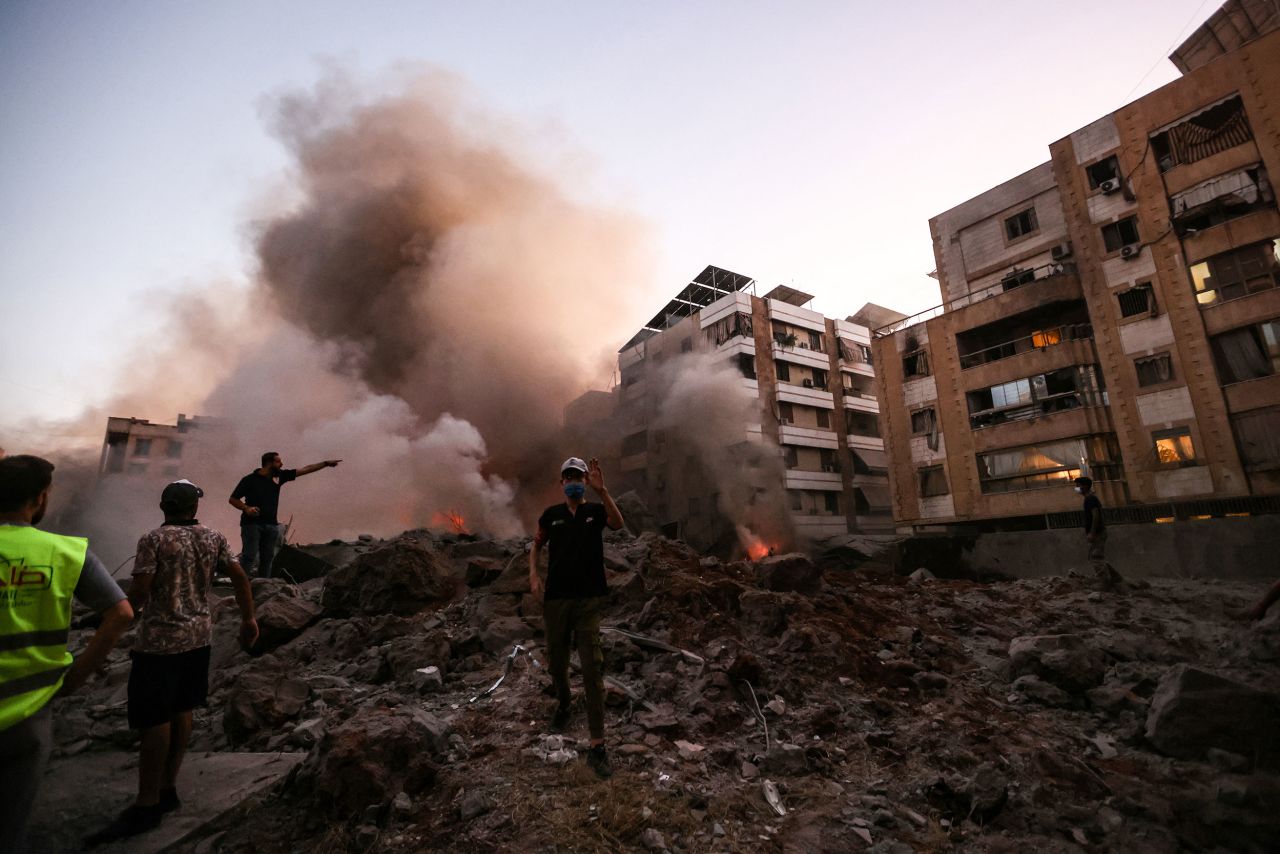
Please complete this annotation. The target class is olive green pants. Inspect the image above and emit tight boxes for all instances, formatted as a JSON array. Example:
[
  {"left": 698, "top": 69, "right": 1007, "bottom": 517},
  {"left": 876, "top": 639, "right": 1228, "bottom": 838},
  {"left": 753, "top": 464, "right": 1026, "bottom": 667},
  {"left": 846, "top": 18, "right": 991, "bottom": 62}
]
[{"left": 543, "top": 596, "right": 606, "bottom": 739}]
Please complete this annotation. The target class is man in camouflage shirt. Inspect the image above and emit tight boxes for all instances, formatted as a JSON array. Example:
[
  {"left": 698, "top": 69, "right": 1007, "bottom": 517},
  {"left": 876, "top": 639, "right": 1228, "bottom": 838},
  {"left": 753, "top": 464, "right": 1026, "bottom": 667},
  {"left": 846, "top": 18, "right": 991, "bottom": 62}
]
[{"left": 87, "top": 480, "right": 258, "bottom": 844}]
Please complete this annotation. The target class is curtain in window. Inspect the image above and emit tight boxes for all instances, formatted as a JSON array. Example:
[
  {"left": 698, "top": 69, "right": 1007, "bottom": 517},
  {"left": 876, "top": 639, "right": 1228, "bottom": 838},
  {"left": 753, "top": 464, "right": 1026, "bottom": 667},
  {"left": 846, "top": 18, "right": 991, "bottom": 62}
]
[
  {"left": 1168, "top": 101, "right": 1252, "bottom": 165},
  {"left": 1232, "top": 409, "right": 1280, "bottom": 469},
  {"left": 979, "top": 439, "right": 1084, "bottom": 479},
  {"left": 1214, "top": 327, "right": 1272, "bottom": 382}
]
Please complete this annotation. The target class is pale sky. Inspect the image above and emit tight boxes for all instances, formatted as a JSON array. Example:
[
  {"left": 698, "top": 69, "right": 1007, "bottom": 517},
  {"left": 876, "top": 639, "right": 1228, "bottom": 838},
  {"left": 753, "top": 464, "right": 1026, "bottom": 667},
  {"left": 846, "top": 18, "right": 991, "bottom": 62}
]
[{"left": 1, "top": 0, "right": 1212, "bottom": 434}]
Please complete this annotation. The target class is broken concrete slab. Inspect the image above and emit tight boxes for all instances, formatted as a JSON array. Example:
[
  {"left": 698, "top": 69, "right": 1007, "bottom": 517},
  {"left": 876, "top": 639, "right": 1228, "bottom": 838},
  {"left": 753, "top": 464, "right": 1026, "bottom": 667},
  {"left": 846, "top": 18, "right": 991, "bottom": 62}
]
[
  {"left": 1008, "top": 633, "right": 1106, "bottom": 693},
  {"left": 27, "top": 750, "right": 302, "bottom": 854},
  {"left": 1144, "top": 664, "right": 1280, "bottom": 765}
]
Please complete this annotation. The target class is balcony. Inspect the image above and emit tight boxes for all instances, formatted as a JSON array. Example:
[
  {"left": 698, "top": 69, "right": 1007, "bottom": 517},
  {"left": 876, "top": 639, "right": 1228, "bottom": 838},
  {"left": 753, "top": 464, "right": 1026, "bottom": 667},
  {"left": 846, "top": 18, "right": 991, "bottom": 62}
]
[
  {"left": 840, "top": 391, "right": 879, "bottom": 413},
  {"left": 771, "top": 339, "right": 831, "bottom": 370},
  {"left": 777, "top": 423, "right": 839, "bottom": 449},
  {"left": 784, "top": 469, "right": 843, "bottom": 491},
  {"left": 959, "top": 323, "right": 1093, "bottom": 370},
  {"left": 776, "top": 383, "right": 835, "bottom": 408},
  {"left": 873, "top": 262, "right": 1081, "bottom": 338}
]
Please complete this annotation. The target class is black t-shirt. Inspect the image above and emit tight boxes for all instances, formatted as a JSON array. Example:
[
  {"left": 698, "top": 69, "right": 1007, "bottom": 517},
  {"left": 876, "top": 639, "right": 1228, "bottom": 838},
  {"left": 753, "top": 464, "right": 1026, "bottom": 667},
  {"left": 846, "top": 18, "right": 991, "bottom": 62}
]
[
  {"left": 1083, "top": 494, "right": 1104, "bottom": 534},
  {"left": 537, "top": 502, "right": 610, "bottom": 600},
  {"left": 229, "top": 469, "right": 297, "bottom": 525}
]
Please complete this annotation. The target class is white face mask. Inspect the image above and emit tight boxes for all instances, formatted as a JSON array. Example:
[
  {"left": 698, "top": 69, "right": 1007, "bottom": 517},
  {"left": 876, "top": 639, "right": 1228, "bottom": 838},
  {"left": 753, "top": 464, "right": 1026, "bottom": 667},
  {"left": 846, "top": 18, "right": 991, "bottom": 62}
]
[{"left": 1073, "top": 487, "right": 1083, "bottom": 494}]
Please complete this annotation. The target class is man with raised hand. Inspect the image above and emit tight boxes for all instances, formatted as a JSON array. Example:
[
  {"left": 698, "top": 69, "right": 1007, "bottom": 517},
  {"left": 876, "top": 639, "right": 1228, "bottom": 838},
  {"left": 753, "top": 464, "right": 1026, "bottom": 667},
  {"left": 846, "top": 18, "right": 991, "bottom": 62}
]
[{"left": 529, "top": 456, "right": 625, "bottom": 779}]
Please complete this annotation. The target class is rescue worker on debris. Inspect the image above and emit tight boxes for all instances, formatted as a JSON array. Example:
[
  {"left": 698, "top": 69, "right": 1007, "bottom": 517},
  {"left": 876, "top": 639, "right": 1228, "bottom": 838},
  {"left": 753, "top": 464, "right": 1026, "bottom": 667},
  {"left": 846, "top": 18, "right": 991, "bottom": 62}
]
[
  {"left": 529, "top": 456, "right": 625, "bottom": 779},
  {"left": 87, "top": 479, "right": 258, "bottom": 845},
  {"left": 228, "top": 451, "right": 341, "bottom": 579},
  {"left": 0, "top": 455, "right": 133, "bottom": 854}
]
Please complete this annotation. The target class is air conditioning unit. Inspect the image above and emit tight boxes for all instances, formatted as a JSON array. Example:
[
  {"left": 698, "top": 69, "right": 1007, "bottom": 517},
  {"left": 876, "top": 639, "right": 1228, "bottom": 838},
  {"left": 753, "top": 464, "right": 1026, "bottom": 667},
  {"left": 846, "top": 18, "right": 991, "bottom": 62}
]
[
  {"left": 1100, "top": 178, "right": 1122, "bottom": 195},
  {"left": 1051, "top": 242, "right": 1073, "bottom": 261},
  {"left": 1049, "top": 263, "right": 1066, "bottom": 276},
  {"left": 1120, "top": 244, "right": 1141, "bottom": 260},
  {"left": 802, "top": 379, "right": 814, "bottom": 388}
]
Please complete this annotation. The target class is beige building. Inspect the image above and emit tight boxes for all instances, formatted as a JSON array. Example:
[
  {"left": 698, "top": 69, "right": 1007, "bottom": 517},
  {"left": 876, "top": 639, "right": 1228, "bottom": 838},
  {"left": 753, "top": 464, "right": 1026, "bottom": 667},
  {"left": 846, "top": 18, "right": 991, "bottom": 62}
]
[
  {"left": 873, "top": 1, "right": 1280, "bottom": 532},
  {"left": 591, "top": 265, "right": 901, "bottom": 550},
  {"left": 99, "top": 414, "right": 218, "bottom": 479}
]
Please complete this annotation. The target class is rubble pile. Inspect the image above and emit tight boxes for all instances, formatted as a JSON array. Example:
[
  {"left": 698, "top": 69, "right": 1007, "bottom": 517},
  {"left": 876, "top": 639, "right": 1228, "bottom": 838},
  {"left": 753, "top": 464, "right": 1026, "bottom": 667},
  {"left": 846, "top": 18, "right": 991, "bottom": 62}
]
[{"left": 44, "top": 528, "right": 1280, "bottom": 852}]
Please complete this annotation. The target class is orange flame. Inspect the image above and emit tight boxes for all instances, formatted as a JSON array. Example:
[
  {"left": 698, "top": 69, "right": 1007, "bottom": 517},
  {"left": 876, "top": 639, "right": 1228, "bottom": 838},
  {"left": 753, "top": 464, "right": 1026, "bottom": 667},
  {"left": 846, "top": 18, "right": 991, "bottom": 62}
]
[
  {"left": 430, "top": 509, "right": 468, "bottom": 534},
  {"left": 736, "top": 525, "right": 772, "bottom": 561}
]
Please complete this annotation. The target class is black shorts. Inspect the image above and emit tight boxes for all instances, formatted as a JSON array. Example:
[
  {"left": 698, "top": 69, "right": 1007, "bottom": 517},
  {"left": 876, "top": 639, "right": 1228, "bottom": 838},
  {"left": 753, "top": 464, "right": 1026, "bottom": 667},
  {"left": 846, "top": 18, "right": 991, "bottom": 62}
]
[{"left": 127, "top": 646, "right": 211, "bottom": 730}]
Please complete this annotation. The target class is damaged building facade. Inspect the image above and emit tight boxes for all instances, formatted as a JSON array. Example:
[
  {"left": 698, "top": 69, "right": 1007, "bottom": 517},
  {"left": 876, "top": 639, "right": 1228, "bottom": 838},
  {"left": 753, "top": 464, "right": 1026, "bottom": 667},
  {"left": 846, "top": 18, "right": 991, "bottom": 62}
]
[
  {"left": 587, "top": 265, "right": 902, "bottom": 547},
  {"left": 873, "top": 0, "right": 1280, "bottom": 532},
  {"left": 98, "top": 413, "right": 218, "bottom": 479}
]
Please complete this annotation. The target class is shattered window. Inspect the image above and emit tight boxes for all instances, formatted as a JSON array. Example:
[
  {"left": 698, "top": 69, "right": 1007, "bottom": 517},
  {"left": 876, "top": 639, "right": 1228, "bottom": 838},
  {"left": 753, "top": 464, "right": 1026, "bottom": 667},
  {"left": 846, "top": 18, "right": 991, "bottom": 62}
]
[
  {"left": 1005, "top": 208, "right": 1038, "bottom": 241},
  {"left": 1117, "top": 283, "right": 1155, "bottom": 318},
  {"left": 911, "top": 408, "right": 937, "bottom": 435},
  {"left": 903, "top": 349, "right": 930, "bottom": 378},
  {"left": 1086, "top": 155, "right": 1120, "bottom": 189},
  {"left": 1151, "top": 95, "right": 1253, "bottom": 172},
  {"left": 1135, "top": 354, "right": 1173, "bottom": 387},
  {"left": 918, "top": 466, "right": 949, "bottom": 497},
  {"left": 133, "top": 439, "right": 151, "bottom": 457},
  {"left": 1101, "top": 216, "right": 1140, "bottom": 252},
  {"left": 736, "top": 353, "right": 757, "bottom": 379}
]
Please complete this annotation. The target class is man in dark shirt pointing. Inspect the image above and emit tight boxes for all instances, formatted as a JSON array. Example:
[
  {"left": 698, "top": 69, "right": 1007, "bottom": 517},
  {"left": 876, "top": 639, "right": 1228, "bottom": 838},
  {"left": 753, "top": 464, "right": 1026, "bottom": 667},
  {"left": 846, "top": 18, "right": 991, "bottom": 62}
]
[
  {"left": 228, "top": 452, "right": 340, "bottom": 579},
  {"left": 529, "top": 456, "right": 624, "bottom": 779}
]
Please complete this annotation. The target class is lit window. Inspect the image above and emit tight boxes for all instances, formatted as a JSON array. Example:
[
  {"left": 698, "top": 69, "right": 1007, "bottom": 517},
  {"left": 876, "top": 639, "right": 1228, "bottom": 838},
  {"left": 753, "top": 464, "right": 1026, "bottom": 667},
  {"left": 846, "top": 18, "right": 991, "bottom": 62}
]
[{"left": 1153, "top": 428, "right": 1196, "bottom": 466}]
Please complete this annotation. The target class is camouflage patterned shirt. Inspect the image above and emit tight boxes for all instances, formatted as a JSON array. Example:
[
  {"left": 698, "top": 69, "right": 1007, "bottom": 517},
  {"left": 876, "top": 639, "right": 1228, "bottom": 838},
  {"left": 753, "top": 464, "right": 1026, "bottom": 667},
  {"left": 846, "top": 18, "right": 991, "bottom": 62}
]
[{"left": 132, "top": 521, "right": 233, "bottom": 654}]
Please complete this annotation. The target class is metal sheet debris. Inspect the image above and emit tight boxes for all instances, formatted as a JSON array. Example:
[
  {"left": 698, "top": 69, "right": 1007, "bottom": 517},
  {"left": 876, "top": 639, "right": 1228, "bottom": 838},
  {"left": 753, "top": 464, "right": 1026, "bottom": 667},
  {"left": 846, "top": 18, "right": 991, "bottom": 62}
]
[
  {"left": 762, "top": 779, "right": 786, "bottom": 816},
  {"left": 469, "top": 643, "right": 540, "bottom": 703},
  {"left": 602, "top": 626, "right": 705, "bottom": 668}
]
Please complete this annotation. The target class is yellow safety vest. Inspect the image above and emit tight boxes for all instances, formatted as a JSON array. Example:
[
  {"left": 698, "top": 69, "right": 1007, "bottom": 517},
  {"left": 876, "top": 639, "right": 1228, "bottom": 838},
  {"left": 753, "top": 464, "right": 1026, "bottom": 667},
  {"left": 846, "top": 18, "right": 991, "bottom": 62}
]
[{"left": 0, "top": 525, "right": 87, "bottom": 730}]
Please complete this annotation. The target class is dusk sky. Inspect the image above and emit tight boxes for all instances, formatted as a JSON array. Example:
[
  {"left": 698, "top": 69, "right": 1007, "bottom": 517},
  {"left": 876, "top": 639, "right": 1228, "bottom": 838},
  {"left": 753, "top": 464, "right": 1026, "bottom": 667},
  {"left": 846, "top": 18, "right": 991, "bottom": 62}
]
[{"left": 2, "top": 0, "right": 1213, "bottom": 436}]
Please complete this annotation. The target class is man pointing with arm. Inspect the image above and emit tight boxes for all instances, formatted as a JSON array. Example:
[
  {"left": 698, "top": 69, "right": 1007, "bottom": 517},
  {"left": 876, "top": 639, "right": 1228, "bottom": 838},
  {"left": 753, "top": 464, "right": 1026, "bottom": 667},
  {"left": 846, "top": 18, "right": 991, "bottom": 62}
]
[{"left": 228, "top": 452, "right": 340, "bottom": 579}]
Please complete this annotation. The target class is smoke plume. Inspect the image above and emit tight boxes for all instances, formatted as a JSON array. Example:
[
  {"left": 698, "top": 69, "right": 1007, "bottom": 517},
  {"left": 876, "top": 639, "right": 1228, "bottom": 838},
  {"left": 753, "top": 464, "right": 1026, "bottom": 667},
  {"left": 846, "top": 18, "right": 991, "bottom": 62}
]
[
  {"left": 14, "top": 67, "right": 654, "bottom": 567},
  {"left": 651, "top": 351, "right": 795, "bottom": 552}
]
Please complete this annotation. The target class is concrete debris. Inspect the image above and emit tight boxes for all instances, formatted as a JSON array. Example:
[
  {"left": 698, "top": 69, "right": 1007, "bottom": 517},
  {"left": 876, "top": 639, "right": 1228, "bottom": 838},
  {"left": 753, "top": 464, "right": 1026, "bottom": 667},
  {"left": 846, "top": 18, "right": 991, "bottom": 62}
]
[
  {"left": 908, "top": 568, "right": 936, "bottom": 583},
  {"left": 29, "top": 527, "right": 1280, "bottom": 852},
  {"left": 1144, "top": 664, "right": 1280, "bottom": 765}
]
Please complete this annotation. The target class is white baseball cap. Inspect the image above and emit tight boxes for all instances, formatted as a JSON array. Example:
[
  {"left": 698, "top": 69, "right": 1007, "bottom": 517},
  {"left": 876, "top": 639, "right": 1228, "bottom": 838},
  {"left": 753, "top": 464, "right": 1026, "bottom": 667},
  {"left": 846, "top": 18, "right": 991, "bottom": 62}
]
[{"left": 560, "top": 457, "right": 588, "bottom": 476}]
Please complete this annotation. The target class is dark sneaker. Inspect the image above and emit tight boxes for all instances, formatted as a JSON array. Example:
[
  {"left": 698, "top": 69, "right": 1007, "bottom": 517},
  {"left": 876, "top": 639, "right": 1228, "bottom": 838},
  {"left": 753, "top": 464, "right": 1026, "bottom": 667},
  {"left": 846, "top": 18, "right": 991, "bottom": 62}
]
[
  {"left": 550, "top": 704, "right": 571, "bottom": 733},
  {"left": 159, "top": 787, "right": 181, "bottom": 813},
  {"left": 84, "top": 803, "right": 165, "bottom": 847},
  {"left": 586, "top": 745, "right": 613, "bottom": 779}
]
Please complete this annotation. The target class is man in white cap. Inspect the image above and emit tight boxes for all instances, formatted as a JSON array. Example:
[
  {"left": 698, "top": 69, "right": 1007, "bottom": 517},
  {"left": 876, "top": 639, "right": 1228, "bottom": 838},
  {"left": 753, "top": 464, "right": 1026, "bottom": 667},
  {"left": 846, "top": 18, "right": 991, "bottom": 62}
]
[
  {"left": 529, "top": 457, "right": 624, "bottom": 779},
  {"left": 88, "top": 479, "right": 258, "bottom": 844}
]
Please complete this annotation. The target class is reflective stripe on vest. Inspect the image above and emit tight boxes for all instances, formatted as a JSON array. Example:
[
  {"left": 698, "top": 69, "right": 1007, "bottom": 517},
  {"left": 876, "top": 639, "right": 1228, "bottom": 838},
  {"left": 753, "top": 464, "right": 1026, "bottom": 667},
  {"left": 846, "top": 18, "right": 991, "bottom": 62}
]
[{"left": 0, "top": 525, "right": 87, "bottom": 730}]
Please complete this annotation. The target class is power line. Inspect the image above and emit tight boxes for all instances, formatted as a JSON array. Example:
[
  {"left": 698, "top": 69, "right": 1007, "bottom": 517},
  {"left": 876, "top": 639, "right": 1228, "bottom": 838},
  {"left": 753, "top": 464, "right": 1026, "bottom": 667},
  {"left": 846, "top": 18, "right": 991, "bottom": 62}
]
[{"left": 1123, "top": 0, "right": 1214, "bottom": 103}]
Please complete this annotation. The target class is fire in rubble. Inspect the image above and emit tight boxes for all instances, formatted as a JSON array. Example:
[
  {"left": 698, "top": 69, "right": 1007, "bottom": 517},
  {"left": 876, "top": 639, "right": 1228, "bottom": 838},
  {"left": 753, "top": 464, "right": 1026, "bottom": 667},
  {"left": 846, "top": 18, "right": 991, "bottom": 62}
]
[
  {"left": 736, "top": 524, "right": 774, "bottom": 561},
  {"left": 431, "top": 510, "right": 469, "bottom": 535}
]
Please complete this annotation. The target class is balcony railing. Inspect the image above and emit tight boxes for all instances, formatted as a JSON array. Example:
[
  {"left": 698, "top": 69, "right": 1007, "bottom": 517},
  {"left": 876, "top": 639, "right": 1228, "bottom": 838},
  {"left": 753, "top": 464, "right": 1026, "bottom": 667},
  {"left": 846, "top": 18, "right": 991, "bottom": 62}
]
[
  {"left": 959, "top": 323, "right": 1093, "bottom": 370},
  {"left": 969, "top": 389, "right": 1096, "bottom": 430},
  {"left": 873, "top": 261, "right": 1077, "bottom": 338}
]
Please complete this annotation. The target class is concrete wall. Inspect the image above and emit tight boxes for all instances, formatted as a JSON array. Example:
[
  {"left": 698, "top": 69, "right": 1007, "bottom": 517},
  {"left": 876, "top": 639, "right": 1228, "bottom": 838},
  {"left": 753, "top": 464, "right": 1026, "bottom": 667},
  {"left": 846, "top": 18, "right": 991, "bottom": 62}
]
[{"left": 960, "top": 516, "right": 1280, "bottom": 581}]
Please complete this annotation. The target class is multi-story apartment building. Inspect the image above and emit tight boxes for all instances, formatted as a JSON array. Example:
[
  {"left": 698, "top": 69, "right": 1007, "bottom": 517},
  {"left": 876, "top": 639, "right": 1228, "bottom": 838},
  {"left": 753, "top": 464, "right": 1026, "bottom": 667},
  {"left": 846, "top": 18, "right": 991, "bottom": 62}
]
[
  {"left": 99, "top": 414, "right": 218, "bottom": 479},
  {"left": 873, "top": 0, "right": 1280, "bottom": 532},
  {"left": 596, "top": 265, "right": 902, "bottom": 550}
]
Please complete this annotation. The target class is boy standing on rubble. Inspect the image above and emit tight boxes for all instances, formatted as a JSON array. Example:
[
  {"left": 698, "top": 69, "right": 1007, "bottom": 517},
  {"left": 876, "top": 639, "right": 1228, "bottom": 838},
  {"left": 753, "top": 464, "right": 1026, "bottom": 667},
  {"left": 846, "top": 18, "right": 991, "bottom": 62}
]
[
  {"left": 88, "top": 480, "right": 258, "bottom": 844},
  {"left": 529, "top": 457, "right": 625, "bottom": 779}
]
